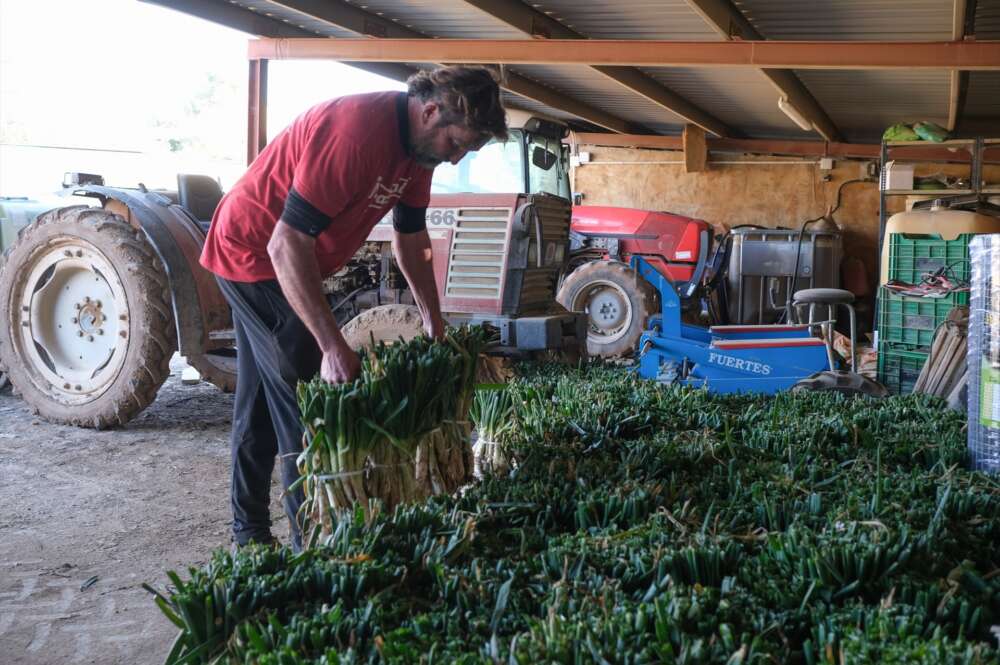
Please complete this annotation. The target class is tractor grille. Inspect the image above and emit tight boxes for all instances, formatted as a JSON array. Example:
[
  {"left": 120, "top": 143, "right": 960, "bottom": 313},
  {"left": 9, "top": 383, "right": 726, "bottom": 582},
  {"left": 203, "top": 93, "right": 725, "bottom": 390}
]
[
  {"left": 517, "top": 194, "right": 571, "bottom": 314},
  {"left": 444, "top": 208, "right": 511, "bottom": 298}
]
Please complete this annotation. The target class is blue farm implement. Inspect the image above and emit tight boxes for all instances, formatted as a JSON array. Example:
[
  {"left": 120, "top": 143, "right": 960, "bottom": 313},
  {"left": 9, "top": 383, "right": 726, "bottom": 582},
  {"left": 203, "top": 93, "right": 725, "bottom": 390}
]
[{"left": 631, "top": 257, "right": 886, "bottom": 396}]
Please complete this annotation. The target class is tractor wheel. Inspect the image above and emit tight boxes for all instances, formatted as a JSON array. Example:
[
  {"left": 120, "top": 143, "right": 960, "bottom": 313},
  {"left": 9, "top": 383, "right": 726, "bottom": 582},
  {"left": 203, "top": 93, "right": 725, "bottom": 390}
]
[
  {"left": 791, "top": 370, "right": 890, "bottom": 398},
  {"left": 185, "top": 348, "right": 237, "bottom": 392},
  {"left": 341, "top": 304, "right": 425, "bottom": 351},
  {"left": 556, "top": 261, "right": 656, "bottom": 358},
  {"left": 0, "top": 206, "right": 176, "bottom": 428}
]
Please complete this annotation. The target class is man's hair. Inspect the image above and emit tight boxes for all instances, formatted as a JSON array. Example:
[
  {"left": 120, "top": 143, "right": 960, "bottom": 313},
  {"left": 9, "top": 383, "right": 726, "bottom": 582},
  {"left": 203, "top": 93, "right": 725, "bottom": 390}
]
[{"left": 407, "top": 66, "right": 508, "bottom": 141}]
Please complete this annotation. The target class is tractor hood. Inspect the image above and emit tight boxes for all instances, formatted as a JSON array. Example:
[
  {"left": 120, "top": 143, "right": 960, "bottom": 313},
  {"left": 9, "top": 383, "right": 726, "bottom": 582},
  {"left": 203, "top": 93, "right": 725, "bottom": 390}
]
[{"left": 571, "top": 205, "right": 710, "bottom": 264}]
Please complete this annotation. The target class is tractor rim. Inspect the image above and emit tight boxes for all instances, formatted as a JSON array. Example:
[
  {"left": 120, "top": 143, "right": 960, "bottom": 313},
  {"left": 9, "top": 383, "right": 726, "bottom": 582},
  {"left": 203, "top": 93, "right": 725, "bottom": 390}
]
[
  {"left": 11, "top": 237, "right": 130, "bottom": 404},
  {"left": 573, "top": 280, "right": 633, "bottom": 344}
]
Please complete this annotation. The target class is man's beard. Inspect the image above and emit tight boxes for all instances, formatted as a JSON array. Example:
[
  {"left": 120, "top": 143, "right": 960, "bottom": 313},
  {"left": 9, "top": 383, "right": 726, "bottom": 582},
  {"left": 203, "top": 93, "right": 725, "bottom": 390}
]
[
  {"left": 410, "top": 134, "right": 444, "bottom": 169},
  {"left": 410, "top": 118, "right": 453, "bottom": 169}
]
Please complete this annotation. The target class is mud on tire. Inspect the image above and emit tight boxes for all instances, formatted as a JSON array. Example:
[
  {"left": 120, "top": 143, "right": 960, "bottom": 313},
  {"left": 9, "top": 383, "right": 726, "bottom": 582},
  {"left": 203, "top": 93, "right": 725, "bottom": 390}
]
[
  {"left": 0, "top": 206, "right": 176, "bottom": 428},
  {"left": 341, "top": 304, "right": 425, "bottom": 351}
]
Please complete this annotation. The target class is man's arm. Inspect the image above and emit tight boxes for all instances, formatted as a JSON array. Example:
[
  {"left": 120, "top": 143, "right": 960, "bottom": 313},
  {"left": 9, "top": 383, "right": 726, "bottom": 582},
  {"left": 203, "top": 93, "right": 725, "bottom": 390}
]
[
  {"left": 267, "top": 221, "right": 360, "bottom": 383},
  {"left": 393, "top": 228, "right": 446, "bottom": 339}
]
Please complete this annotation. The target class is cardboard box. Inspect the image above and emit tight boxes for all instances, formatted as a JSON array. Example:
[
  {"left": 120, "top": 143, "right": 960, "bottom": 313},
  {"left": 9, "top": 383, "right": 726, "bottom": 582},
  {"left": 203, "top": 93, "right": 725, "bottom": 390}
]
[{"left": 881, "top": 160, "right": 915, "bottom": 191}]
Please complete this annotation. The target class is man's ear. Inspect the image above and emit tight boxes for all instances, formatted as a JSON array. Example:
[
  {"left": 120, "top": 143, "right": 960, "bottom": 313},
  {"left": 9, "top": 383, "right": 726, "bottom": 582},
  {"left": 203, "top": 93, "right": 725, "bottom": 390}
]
[{"left": 420, "top": 100, "right": 440, "bottom": 127}]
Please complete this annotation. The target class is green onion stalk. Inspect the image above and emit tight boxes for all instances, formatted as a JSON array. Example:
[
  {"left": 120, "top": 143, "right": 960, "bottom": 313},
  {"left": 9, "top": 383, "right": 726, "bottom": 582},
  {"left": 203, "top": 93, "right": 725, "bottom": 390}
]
[{"left": 296, "top": 326, "right": 490, "bottom": 538}]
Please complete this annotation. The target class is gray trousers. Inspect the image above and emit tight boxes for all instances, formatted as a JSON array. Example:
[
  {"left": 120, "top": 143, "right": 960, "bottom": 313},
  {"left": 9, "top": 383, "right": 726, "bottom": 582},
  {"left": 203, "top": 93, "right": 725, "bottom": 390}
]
[{"left": 216, "top": 277, "right": 322, "bottom": 551}]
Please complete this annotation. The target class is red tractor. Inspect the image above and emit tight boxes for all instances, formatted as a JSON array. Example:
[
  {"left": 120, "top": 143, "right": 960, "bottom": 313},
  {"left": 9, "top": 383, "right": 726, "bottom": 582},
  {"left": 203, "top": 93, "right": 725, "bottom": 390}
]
[{"left": 558, "top": 205, "right": 712, "bottom": 357}]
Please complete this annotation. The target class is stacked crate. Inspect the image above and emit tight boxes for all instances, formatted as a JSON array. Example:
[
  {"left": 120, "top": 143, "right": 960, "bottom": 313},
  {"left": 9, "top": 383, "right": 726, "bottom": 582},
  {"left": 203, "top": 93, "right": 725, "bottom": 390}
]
[{"left": 877, "top": 233, "right": 973, "bottom": 394}]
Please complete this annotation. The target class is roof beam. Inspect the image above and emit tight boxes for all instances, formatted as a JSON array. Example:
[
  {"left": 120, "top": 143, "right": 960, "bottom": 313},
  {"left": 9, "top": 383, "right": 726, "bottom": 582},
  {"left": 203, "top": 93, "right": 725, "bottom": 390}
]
[
  {"left": 569, "top": 132, "right": 881, "bottom": 159},
  {"left": 682, "top": 0, "right": 841, "bottom": 142},
  {"left": 247, "top": 37, "right": 1000, "bottom": 70},
  {"left": 948, "top": 0, "right": 971, "bottom": 131},
  {"left": 265, "top": 0, "right": 641, "bottom": 133},
  {"left": 459, "top": 0, "right": 732, "bottom": 136},
  {"left": 571, "top": 132, "right": 1000, "bottom": 163}
]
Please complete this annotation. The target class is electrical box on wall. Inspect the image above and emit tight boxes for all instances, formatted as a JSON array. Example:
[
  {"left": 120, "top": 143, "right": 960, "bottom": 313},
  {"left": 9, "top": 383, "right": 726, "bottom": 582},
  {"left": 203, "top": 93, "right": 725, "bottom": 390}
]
[{"left": 819, "top": 157, "right": 834, "bottom": 171}]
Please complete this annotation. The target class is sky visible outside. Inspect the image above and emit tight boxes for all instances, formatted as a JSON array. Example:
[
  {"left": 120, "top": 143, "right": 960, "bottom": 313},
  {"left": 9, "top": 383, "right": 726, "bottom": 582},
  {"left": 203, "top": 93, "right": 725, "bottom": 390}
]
[{"left": 0, "top": 0, "right": 403, "bottom": 197}]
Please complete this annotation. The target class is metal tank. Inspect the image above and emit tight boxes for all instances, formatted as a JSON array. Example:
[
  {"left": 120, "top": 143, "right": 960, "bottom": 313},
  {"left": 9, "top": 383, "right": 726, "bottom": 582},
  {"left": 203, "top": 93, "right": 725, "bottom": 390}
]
[{"left": 726, "top": 227, "right": 843, "bottom": 325}]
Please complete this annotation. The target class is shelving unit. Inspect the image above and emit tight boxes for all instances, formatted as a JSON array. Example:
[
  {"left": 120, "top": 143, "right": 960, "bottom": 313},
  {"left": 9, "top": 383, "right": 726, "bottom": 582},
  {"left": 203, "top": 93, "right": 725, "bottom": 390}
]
[
  {"left": 875, "top": 137, "right": 999, "bottom": 393},
  {"left": 877, "top": 137, "right": 999, "bottom": 278}
]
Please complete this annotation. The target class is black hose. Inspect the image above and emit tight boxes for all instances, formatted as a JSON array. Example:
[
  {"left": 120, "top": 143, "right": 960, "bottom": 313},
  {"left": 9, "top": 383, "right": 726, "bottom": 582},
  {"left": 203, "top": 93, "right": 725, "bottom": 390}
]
[{"left": 785, "top": 178, "right": 869, "bottom": 323}]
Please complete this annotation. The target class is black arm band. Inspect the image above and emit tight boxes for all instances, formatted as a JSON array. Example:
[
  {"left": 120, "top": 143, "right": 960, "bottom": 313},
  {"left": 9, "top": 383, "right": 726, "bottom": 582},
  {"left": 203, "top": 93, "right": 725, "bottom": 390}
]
[
  {"left": 280, "top": 187, "right": 333, "bottom": 237},
  {"left": 393, "top": 202, "right": 427, "bottom": 234}
]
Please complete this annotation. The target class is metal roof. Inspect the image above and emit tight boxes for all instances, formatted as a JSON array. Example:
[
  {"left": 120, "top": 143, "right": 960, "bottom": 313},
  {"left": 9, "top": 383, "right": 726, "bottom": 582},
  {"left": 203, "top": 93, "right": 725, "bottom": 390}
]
[
  {"left": 642, "top": 67, "right": 804, "bottom": 139},
  {"left": 735, "top": 0, "right": 954, "bottom": 40},
  {"left": 527, "top": 0, "right": 722, "bottom": 40},
  {"left": 511, "top": 64, "right": 688, "bottom": 133},
  {"left": 340, "top": 0, "right": 525, "bottom": 39},
  {"left": 977, "top": 0, "right": 1000, "bottom": 39},
  {"left": 146, "top": 0, "right": 1000, "bottom": 143},
  {"left": 965, "top": 73, "right": 1000, "bottom": 119}
]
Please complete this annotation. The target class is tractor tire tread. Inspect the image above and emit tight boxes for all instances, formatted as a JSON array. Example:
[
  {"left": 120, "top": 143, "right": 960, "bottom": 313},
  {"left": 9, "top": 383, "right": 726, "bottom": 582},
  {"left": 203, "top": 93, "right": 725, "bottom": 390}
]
[{"left": 0, "top": 206, "right": 176, "bottom": 429}]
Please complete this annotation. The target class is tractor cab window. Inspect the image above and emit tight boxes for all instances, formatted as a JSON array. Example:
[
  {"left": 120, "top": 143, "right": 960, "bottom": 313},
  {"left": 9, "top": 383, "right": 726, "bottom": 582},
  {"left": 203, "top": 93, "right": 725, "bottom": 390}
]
[
  {"left": 527, "top": 134, "right": 570, "bottom": 199},
  {"left": 431, "top": 135, "right": 524, "bottom": 194}
]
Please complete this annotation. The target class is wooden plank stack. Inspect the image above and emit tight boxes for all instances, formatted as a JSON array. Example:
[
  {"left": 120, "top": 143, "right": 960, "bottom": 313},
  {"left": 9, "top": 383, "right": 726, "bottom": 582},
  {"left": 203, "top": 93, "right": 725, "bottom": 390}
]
[{"left": 913, "top": 306, "right": 969, "bottom": 401}]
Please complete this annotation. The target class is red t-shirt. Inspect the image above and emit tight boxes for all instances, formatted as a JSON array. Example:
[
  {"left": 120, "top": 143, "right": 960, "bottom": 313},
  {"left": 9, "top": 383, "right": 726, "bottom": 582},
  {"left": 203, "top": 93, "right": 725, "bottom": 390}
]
[{"left": 201, "top": 91, "right": 432, "bottom": 282}]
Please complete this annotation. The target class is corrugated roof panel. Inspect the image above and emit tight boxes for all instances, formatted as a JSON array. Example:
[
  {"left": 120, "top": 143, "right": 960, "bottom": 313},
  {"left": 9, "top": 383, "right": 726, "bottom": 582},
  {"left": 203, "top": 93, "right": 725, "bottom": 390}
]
[
  {"left": 237, "top": 1, "right": 358, "bottom": 38},
  {"left": 511, "top": 64, "right": 688, "bottom": 131},
  {"left": 642, "top": 67, "right": 808, "bottom": 138},
  {"left": 527, "top": 0, "right": 722, "bottom": 39},
  {"left": 339, "top": 0, "right": 524, "bottom": 38},
  {"left": 796, "top": 70, "right": 950, "bottom": 141},
  {"left": 976, "top": 0, "right": 1000, "bottom": 38},
  {"left": 735, "top": 0, "right": 953, "bottom": 40},
  {"left": 964, "top": 73, "right": 1000, "bottom": 118}
]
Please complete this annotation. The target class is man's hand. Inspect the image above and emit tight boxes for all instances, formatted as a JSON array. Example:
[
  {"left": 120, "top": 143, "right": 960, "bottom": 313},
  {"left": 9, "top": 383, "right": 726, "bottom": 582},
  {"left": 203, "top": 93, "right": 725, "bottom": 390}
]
[
  {"left": 425, "top": 312, "right": 447, "bottom": 341},
  {"left": 394, "top": 229, "right": 447, "bottom": 345},
  {"left": 320, "top": 340, "right": 361, "bottom": 384}
]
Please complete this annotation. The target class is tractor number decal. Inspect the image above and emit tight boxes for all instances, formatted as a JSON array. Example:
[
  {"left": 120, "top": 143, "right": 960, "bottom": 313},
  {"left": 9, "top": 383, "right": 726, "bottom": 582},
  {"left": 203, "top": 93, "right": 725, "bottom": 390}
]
[
  {"left": 707, "top": 352, "right": 772, "bottom": 376},
  {"left": 427, "top": 209, "right": 457, "bottom": 226},
  {"left": 375, "top": 208, "right": 458, "bottom": 227}
]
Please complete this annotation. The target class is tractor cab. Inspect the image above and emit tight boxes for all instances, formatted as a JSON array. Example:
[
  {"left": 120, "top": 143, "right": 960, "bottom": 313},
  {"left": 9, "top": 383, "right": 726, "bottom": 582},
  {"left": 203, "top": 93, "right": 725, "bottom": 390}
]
[{"left": 430, "top": 111, "right": 571, "bottom": 200}]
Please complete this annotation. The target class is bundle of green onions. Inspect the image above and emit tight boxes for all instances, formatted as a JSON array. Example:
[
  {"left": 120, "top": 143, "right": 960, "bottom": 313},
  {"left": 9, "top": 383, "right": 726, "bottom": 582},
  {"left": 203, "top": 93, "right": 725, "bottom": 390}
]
[
  {"left": 470, "top": 387, "right": 516, "bottom": 476},
  {"left": 295, "top": 326, "right": 489, "bottom": 535}
]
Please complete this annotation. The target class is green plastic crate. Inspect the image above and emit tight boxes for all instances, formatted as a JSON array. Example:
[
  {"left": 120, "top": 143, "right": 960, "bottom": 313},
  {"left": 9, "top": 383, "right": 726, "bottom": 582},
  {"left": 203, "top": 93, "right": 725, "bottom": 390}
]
[
  {"left": 877, "top": 288, "right": 969, "bottom": 349},
  {"left": 877, "top": 342, "right": 928, "bottom": 395},
  {"left": 887, "top": 233, "right": 974, "bottom": 285}
]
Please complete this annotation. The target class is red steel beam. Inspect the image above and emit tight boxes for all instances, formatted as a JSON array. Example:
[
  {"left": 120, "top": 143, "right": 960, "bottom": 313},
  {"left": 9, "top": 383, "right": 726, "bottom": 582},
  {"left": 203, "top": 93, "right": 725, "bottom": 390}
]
[
  {"left": 569, "top": 133, "right": 1000, "bottom": 163},
  {"left": 247, "top": 59, "right": 268, "bottom": 165},
  {"left": 248, "top": 38, "right": 1000, "bottom": 70}
]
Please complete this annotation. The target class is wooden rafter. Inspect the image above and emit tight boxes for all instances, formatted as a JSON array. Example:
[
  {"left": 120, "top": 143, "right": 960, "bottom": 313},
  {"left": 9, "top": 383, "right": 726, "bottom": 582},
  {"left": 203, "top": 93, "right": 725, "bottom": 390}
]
[
  {"left": 247, "top": 37, "right": 1000, "bottom": 70},
  {"left": 948, "top": 0, "right": 971, "bottom": 131},
  {"left": 682, "top": 0, "right": 841, "bottom": 142},
  {"left": 262, "top": 0, "right": 643, "bottom": 133},
  {"left": 459, "top": 0, "right": 732, "bottom": 137}
]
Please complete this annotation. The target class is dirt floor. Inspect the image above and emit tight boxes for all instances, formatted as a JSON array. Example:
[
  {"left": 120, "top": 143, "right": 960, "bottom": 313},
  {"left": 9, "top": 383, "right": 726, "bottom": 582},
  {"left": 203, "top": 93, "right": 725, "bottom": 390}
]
[{"left": 0, "top": 355, "right": 289, "bottom": 665}]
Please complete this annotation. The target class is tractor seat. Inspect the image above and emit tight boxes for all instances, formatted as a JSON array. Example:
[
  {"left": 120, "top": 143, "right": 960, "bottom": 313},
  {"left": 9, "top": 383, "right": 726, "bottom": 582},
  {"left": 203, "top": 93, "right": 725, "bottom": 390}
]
[
  {"left": 791, "top": 288, "right": 855, "bottom": 306},
  {"left": 177, "top": 174, "right": 223, "bottom": 232}
]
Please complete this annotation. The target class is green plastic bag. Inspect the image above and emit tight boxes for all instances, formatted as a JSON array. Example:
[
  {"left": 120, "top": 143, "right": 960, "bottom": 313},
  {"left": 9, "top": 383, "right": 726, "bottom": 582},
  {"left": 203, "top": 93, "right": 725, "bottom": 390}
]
[
  {"left": 882, "top": 123, "right": 920, "bottom": 141},
  {"left": 914, "top": 121, "right": 949, "bottom": 142}
]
